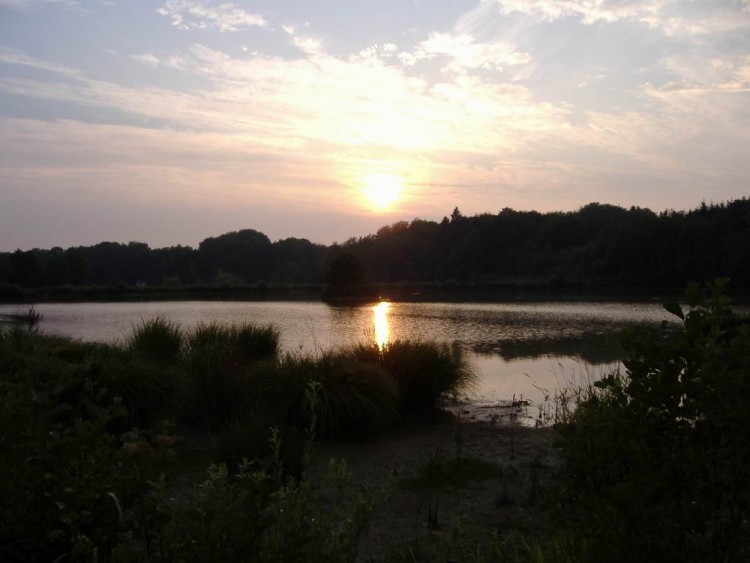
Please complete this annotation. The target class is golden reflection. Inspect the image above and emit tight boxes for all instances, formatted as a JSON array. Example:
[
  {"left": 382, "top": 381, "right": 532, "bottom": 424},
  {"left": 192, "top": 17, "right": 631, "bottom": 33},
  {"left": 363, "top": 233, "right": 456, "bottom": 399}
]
[{"left": 373, "top": 301, "right": 391, "bottom": 350}]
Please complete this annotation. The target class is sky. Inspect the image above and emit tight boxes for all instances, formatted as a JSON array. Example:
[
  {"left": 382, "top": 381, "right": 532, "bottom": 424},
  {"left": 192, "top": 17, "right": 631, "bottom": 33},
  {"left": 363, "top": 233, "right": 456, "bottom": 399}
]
[{"left": 0, "top": 0, "right": 748, "bottom": 251}]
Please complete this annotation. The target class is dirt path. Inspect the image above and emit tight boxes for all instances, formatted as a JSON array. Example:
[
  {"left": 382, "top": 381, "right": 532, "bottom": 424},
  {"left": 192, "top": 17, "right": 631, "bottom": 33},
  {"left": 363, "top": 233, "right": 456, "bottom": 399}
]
[{"left": 310, "top": 416, "right": 563, "bottom": 561}]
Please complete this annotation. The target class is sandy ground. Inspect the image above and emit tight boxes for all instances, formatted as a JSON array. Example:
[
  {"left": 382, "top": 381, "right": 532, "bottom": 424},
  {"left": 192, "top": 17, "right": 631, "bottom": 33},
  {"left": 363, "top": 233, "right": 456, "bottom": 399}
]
[{"left": 310, "top": 411, "right": 563, "bottom": 562}]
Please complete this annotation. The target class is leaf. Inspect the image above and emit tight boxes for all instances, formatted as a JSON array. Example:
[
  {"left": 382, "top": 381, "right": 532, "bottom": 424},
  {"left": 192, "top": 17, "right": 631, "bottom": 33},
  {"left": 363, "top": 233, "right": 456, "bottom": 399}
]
[{"left": 663, "top": 302, "right": 684, "bottom": 320}]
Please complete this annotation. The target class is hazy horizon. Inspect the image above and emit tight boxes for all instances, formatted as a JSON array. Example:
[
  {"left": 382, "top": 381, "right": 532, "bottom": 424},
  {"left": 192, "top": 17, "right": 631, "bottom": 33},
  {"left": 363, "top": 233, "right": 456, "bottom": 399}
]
[{"left": 1, "top": 1, "right": 748, "bottom": 251}]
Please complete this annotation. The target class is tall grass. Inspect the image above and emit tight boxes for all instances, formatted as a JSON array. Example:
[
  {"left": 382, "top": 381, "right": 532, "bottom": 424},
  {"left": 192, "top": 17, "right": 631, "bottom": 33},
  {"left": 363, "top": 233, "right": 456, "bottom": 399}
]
[
  {"left": 187, "top": 321, "right": 279, "bottom": 362},
  {"left": 128, "top": 316, "right": 183, "bottom": 363},
  {"left": 102, "top": 352, "right": 190, "bottom": 429},
  {"left": 185, "top": 321, "right": 280, "bottom": 428},
  {"left": 311, "top": 353, "right": 400, "bottom": 441},
  {"left": 349, "top": 339, "right": 478, "bottom": 417}
]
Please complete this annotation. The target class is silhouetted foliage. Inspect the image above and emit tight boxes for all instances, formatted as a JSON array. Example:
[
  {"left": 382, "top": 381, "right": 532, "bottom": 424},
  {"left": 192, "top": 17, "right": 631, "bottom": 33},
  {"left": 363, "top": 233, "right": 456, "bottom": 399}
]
[
  {"left": 557, "top": 279, "right": 750, "bottom": 560},
  {"left": 323, "top": 252, "right": 368, "bottom": 298},
  {"left": 1, "top": 198, "right": 749, "bottom": 291}
]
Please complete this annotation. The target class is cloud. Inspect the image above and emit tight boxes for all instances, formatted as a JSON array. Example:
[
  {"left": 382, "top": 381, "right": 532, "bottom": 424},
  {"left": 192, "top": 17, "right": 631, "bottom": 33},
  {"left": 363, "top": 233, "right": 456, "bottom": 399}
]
[
  {"left": 156, "top": 0, "right": 266, "bottom": 32},
  {"left": 291, "top": 35, "right": 323, "bottom": 56},
  {"left": 0, "top": 0, "right": 81, "bottom": 11},
  {"left": 0, "top": 43, "right": 572, "bottom": 218},
  {"left": 491, "top": 0, "right": 750, "bottom": 36},
  {"left": 409, "top": 32, "right": 531, "bottom": 73},
  {"left": 130, "top": 53, "right": 160, "bottom": 68},
  {"left": 0, "top": 117, "right": 333, "bottom": 208},
  {"left": 0, "top": 45, "right": 82, "bottom": 78},
  {"left": 492, "top": 0, "right": 665, "bottom": 24}
]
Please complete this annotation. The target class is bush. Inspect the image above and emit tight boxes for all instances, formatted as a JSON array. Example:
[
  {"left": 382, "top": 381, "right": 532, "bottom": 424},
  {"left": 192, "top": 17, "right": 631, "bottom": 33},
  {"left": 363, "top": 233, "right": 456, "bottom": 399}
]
[
  {"left": 135, "top": 436, "right": 372, "bottom": 563},
  {"left": 0, "top": 328, "right": 171, "bottom": 562},
  {"left": 558, "top": 279, "right": 750, "bottom": 561}
]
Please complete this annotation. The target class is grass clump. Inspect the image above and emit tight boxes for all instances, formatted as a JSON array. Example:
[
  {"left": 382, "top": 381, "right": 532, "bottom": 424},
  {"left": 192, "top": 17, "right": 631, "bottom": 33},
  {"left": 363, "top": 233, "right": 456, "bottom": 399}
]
[
  {"left": 349, "top": 339, "right": 478, "bottom": 418},
  {"left": 313, "top": 353, "right": 401, "bottom": 441},
  {"left": 128, "top": 315, "right": 183, "bottom": 363},
  {"left": 185, "top": 321, "right": 280, "bottom": 429}
]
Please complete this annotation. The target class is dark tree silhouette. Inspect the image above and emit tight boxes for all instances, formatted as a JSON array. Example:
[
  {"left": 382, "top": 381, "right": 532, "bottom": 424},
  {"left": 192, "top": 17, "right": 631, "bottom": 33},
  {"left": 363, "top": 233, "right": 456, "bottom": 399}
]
[
  {"left": 1, "top": 198, "right": 749, "bottom": 292},
  {"left": 323, "top": 252, "right": 369, "bottom": 298}
]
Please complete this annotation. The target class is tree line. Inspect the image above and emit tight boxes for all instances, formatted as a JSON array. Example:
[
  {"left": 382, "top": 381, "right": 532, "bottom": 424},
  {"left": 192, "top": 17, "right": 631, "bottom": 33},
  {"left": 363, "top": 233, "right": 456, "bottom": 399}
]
[{"left": 1, "top": 198, "right": 749, "bottom": 292}]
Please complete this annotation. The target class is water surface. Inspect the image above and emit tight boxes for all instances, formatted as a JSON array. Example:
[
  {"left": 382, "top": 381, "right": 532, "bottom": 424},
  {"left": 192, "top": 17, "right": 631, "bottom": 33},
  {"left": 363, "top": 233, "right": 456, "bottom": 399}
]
[{"left": 0, "top": 300, "right": 676, "bottom": 417}]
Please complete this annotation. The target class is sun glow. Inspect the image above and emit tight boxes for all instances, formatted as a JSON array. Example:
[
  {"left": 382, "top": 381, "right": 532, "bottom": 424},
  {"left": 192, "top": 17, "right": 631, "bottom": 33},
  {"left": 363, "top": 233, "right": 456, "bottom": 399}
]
[
  {"left": 362, "top": 173, "right": 404, "bottom": 211},
  {"left": 373, "top": 301, "right": 391, "bottom": 350}
]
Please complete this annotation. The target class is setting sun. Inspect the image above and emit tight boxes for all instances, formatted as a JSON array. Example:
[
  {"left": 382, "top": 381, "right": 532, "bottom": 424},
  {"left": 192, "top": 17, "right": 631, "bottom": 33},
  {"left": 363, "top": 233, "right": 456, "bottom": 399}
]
[{"left": 362, "top": 173, "right": 404, "bottom": 211}]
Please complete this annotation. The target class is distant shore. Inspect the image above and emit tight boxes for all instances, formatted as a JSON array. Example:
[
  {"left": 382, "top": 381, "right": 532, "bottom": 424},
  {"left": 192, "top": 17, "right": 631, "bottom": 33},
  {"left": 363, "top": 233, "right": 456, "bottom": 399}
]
[{"left": 2, "top": 279, "right": 731, "bottom": 305}]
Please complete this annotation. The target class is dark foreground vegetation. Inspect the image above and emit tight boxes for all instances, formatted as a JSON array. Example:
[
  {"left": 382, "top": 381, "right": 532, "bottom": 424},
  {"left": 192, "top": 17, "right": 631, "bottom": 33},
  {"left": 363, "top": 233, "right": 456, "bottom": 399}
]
[
  {"left": 2, "top": 198, "right": 750, "bottom": 300},
  {"left": 0, "top": 313, "right": 475, "bottom": 562},
  {"left": 1, "top": 280, "right": 748, "bottom": 561},
  {"left": 548, "top": 279, "right": 750, "bottom": 561}
]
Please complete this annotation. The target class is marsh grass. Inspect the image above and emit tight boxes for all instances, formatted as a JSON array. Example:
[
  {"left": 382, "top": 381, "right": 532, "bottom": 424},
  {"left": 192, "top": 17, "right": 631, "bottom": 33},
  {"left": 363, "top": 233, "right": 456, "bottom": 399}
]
[
  {"left": 527, "top": 361, "right": 621, "bottom": 428},
  {"left": 128, "top": 315, "right": 182, "bottom": 363},
  {"left": 348, "top": 339, "right": 478, "bottom": 418},
  {"left": 187, "top": 321, "right": 280, "bottom": 361},
  {"left": 313, "top": 354, "right": 400, "bottom": 441},
  {"left": 185, "top": 321, "right": 280, "bottom": 428}
]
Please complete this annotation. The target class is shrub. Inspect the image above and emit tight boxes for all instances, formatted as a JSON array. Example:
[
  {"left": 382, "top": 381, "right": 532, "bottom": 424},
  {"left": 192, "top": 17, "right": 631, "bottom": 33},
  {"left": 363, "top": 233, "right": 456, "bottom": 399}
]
[
  {"left": 128, "top": 316, "right": 183, "bottom": 363},
  {"left": 0, "top": 329, "right": 170, "bottom": 562},
  {"left": 136, "top": 437, "right": 372, "bottom": 563},
  {"left": 559, "top": 279, "right": 750, "bottom": 561}
]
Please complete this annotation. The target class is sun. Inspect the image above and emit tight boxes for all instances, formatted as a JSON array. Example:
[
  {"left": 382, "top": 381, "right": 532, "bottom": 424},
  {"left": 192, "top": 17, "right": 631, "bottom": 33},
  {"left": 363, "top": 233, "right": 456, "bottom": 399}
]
[{"left": 362, "top": 173, "right": 404, "bottom": 211}]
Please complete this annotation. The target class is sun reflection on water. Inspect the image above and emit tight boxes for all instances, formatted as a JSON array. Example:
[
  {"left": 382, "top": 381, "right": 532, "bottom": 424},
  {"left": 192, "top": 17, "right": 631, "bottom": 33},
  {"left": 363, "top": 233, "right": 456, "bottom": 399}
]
[{"left": 373, "top": 301, "right": 390, "bottom": 349}]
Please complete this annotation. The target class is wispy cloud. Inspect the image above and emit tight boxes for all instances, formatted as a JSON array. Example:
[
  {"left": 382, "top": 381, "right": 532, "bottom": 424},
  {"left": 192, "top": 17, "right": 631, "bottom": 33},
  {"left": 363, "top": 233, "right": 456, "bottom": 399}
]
[
  {"left": 0, "top": 0, "right": 81, "bottom": 11},
  {"left": 0, "top": 45, "right": 83, "bottom": 78},
  {"left": 491, "top": 0, "right": 750, "bottom": 36},
  {"left": 130, "top": 53, "right": 160, "bottom": 68},
  {"left": 156, "top": 0, "right": 266, "bottom": 32},
  {"left": 404, "top": 32, "right": 531, "bottom": 73},
  {"left": 492, "top": 0, "right": 665, "bottom": 24}
]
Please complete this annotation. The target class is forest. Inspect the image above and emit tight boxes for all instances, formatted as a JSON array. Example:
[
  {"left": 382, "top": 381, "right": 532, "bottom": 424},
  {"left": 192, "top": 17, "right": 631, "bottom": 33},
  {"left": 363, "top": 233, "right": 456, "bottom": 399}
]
[{"left": 1, "top": 198, "right": 749, "bottom": 294}]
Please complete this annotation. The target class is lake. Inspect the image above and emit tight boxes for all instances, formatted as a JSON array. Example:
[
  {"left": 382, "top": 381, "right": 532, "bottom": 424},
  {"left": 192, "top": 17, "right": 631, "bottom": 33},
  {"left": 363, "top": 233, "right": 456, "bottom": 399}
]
[{"left": 0, "top": 300, "right": 677, "bottom": 421}]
